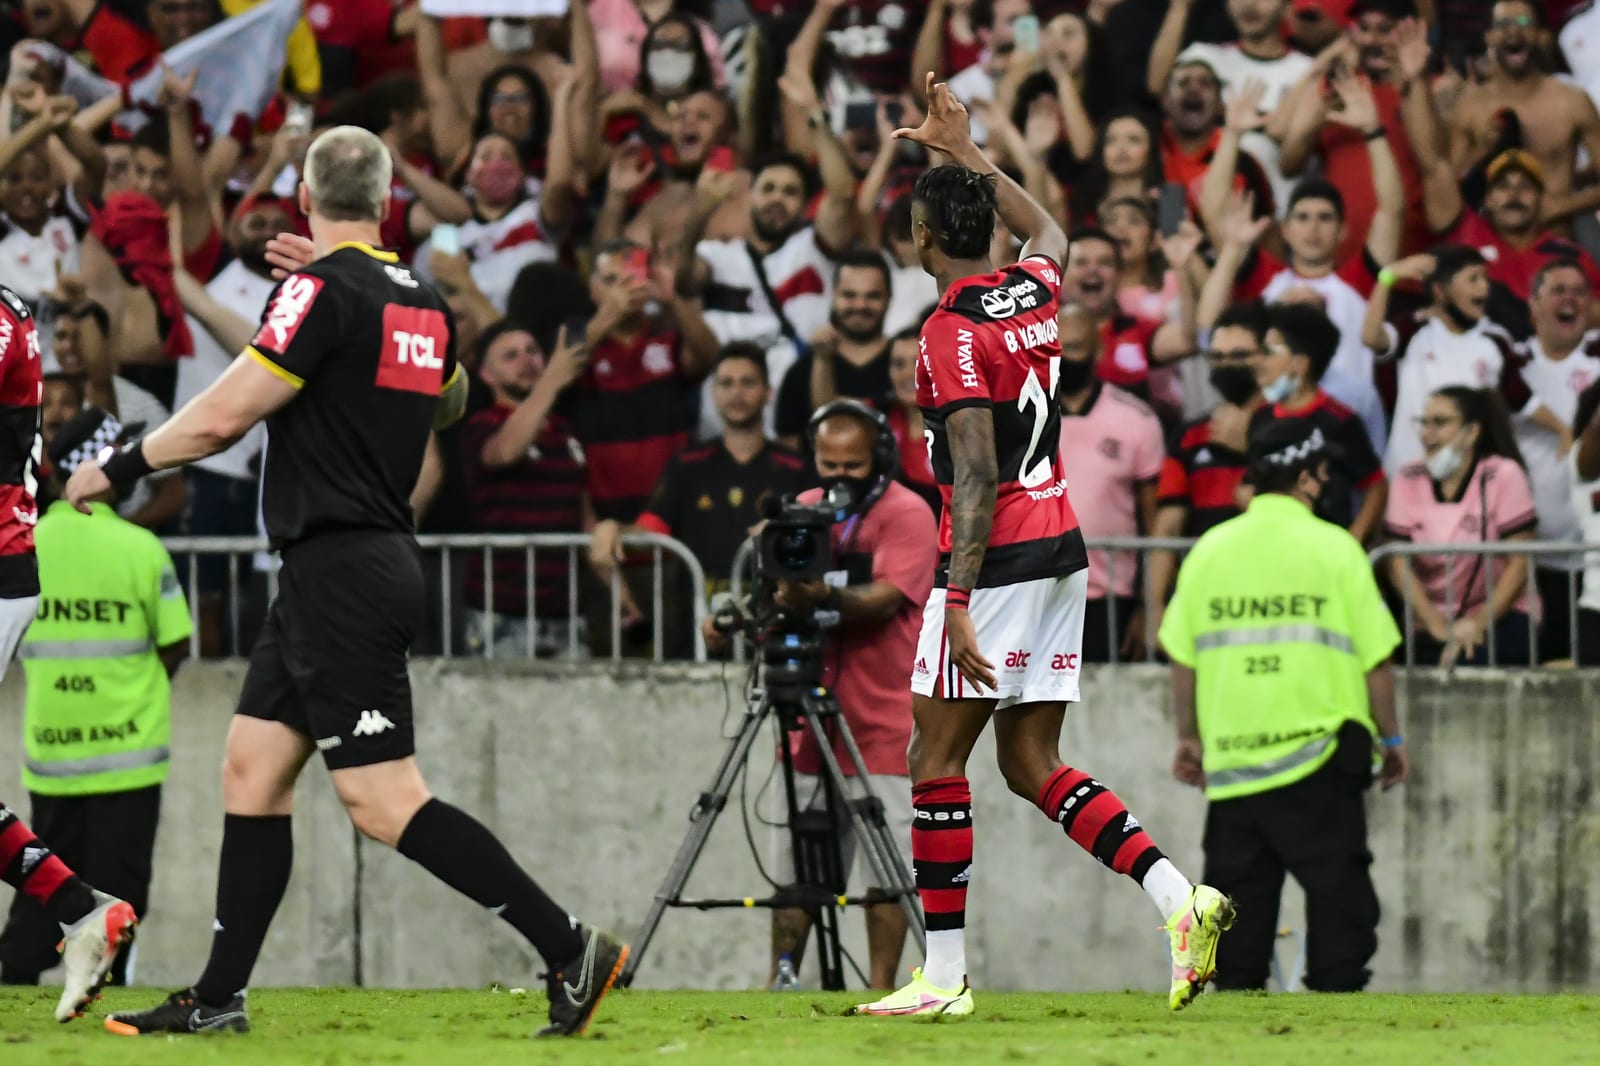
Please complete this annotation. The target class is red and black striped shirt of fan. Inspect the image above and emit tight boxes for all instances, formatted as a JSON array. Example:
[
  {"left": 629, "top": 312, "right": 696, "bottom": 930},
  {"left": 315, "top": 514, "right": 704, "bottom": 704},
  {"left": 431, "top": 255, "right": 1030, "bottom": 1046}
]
[
  {"left": 0, "top": 286, "right": 41, "bottom": 598},
  {"left": 461, "top": 405, "right": 586, "bottom": 623},
  {"left": 917, "top": 255, "right": 1087, "bottom": 589},
  {"left": 566, "top": 325, "right": 699, "bottom": 523}
]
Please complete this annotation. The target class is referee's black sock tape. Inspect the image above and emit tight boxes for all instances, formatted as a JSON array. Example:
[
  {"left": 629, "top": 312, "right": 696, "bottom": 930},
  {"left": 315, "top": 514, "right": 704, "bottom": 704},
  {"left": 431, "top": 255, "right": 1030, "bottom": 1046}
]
[
  {"left": 397, "top": 798, "right": 583, "bottom": 967},
  {"left": 195, "top": 814, "right": 292, "bottom": 1008}
]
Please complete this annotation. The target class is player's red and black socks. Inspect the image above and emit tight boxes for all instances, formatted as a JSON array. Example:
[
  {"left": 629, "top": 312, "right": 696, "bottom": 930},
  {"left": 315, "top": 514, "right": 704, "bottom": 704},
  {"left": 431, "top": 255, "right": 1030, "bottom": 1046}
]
[
  {"left": 911, "top": 776, "right": 972, "bottom": 990},
  {"left": 396, "top": 798, "right": 584, "bottom": 967},
  {"left": 0, "top": 803, "right": 96, "bottom": 926},
  {"left": 195, "top": 814, "right": 293, "bottom": 1008},
  {"left": 1037, "top": 767, "right": 1192, "bottom": 919}
]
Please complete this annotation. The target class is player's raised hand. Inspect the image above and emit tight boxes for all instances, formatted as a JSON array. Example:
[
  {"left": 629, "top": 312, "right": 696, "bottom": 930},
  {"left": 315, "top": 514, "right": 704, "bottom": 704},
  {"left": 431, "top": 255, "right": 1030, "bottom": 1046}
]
[
  {"left": 265, "top": 232, "right": 315, "bottom": 279},
  {"left": 893, "top": 73, "right": 975, "bottom": 158},
  {"left": 945, "top": 606, "right": 997, "bottom": 693}
]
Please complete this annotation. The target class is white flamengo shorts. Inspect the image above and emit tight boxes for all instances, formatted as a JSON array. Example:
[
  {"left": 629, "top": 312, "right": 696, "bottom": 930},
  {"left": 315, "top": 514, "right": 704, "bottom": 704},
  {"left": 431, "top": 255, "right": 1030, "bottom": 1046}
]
[
  {"left": 0, "top": 593, "right": 37, "bottom": 684},
  {"left": 909, "top": 570, "right": 1086, "bottom": 709}
]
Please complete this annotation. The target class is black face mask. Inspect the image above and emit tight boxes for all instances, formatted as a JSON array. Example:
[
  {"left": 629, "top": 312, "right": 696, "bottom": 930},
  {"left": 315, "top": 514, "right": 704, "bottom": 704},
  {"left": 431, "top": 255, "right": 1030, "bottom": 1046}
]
[
  {"left": 1058, "top": 358, "right": 1095, "bottom": 394},
  {"left": 821, "top": 474, "right": 879, "bottom": 518},
  {"left": 1209, "top": 364, "right": 1258, "bottom": 406}
]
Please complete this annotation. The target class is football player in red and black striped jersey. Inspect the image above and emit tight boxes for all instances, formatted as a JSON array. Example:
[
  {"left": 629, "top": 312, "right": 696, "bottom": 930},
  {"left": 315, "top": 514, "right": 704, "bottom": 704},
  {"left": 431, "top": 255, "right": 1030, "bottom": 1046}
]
[{"left": 855, "top": 76, "right": 1234, "bottom": 1019}]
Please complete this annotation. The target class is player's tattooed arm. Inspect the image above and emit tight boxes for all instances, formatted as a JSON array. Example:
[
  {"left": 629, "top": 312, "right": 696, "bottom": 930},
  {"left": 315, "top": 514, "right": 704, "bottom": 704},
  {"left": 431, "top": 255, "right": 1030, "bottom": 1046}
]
[{"left": 944, "top": 405, "right": 997, "bottom": 590}]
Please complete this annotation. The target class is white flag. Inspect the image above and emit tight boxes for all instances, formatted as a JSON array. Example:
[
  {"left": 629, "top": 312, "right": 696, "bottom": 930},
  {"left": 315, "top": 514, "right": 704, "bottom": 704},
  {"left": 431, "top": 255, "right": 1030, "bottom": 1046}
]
[
  {"left": 121, "top": 0, "right": 301, "bottom": 139},
  {"left": 419, "top": 0, "right": 570, "bottom": 15}
]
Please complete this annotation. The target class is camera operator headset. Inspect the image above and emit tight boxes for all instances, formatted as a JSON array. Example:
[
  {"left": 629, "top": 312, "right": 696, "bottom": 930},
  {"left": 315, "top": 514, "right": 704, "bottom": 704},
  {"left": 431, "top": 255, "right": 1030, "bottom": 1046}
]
[{"left": 709, "top": 398, "right": 940, "bottom": 992}]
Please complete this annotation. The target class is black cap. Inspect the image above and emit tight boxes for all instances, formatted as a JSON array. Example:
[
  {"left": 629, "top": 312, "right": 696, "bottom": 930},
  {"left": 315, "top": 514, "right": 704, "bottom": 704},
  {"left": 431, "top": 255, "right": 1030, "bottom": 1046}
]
[
  {"left": 48, "top": 408, "right": 147, "bottom": 501},
  {"left": 1247, "top": 418, "right": 1339, "bottom": 472}
]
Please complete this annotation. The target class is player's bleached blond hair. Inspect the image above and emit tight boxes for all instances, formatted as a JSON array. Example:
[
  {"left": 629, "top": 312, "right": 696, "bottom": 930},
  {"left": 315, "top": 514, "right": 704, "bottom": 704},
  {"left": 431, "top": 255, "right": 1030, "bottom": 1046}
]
[{"left": 303, "top": 126, "right": 392, "bottom": 224}]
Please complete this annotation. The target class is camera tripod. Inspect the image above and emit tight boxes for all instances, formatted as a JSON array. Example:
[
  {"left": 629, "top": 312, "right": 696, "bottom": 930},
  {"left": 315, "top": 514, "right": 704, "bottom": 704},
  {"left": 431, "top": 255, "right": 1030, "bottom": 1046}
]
[{"left": 618, "top": 679, "right": 925, "bottom": 990}]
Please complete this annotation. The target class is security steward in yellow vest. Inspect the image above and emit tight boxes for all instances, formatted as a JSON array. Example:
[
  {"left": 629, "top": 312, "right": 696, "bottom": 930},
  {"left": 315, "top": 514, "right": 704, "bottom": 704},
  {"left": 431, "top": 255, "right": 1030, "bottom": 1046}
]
[
  {"left": 0, "top": 409, "right": 190, "bottom": 987},
  {"left": 1157, "top": 418, "right": 1410, "bottom": 992}
]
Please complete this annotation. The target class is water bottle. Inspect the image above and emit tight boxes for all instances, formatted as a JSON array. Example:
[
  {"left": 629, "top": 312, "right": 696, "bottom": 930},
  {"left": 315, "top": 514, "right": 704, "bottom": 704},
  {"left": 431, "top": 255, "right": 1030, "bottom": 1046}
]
[{"left": 774, "top": 954, "right": 799, "bottom": 991}]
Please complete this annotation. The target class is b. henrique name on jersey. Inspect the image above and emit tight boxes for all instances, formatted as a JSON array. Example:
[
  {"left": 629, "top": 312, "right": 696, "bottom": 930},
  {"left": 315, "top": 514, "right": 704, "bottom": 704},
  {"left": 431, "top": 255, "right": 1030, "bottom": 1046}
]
[
  {"left": 245, "top": 241, "right": 463, "bottom": 548},
  {"left": 916, "top": 256, "right": 1086, "bottom": 589}
]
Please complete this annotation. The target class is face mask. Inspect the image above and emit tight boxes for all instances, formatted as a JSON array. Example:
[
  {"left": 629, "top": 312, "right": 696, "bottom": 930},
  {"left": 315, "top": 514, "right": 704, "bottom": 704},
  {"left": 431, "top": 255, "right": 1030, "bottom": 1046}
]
[
  {"left": 1209, "top": 364, "right": 1258, "bottom": 406},
  {"left": 1262, "top": 372, "right": 1297, "bottom": 405},
  {"left": 471, "top": 159, "right": 524, "bottom": 205},
  {"left": 646, "top": 50, "right": 696, "bottom": 94},
  {"left": 487, "top": 18, "right": 535, "bottom": 53},
  {"left": 1058, "top": 358, "right": 1095, "bottom": 394},
  {"left": 1425, "top": 441, "right": 1464, "bottom": 481},
  {"left": 821, "top": 474, "right": 879, "bottom": 518}
]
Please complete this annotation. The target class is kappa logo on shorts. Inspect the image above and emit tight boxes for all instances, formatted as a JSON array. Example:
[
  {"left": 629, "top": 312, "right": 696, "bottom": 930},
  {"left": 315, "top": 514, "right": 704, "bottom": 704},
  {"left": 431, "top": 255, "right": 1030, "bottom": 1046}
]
[{"left": 351, "top": 709, "right": 396, "bottom": 737}]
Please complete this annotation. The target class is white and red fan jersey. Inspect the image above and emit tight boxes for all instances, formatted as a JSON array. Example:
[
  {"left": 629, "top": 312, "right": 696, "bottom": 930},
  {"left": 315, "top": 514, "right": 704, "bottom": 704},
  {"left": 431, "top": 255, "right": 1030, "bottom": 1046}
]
[
  {"left": 917, "top": 255, "right": 1087, "bottom": 589},
  {"left": 0, "top": 285, "right": 42, "bottom": 597}
]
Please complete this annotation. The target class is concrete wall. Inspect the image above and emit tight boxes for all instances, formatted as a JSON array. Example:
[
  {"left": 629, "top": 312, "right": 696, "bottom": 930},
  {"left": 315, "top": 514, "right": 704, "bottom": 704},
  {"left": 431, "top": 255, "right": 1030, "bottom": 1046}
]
[{"left": 0, "top": 662, "right": 1595, "bottom": 993}]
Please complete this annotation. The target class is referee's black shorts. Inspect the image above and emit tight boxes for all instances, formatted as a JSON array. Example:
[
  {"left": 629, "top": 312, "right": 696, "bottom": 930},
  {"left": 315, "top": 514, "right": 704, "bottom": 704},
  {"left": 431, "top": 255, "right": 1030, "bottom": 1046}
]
[{"left": 237, "top": 530, "right": 424, "bottom": 770}]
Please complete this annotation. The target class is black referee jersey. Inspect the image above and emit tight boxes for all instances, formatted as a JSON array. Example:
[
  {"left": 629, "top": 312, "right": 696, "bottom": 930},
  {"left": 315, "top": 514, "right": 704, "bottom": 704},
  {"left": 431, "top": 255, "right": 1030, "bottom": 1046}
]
[{"left": 245, "top": 240, "right": 462, "bottom": 548}]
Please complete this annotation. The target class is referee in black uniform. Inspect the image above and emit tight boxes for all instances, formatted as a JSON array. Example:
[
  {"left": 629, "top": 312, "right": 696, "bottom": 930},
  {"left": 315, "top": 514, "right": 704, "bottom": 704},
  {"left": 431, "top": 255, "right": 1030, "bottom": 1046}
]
[{"left": 67, "top": 126, "right": 626, "bottom": 1039}]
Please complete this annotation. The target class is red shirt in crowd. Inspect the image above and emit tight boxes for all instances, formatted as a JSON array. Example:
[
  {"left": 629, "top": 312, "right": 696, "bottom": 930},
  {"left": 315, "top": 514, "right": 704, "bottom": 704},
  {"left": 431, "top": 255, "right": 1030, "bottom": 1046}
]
[
  {"left": 789, "top": 481, "right": 938, "bottom": 777},
  {"left": 460, "top": 403, "right": 587, "bottom": 620},
  {"left": 1094, "top": 313, "right": 1161, "bottom": 389},
  {"left": 1316, "top": 83, "right": 1429, "bottom": 262},
  {"left": 1443, "top": 208, "right": 1600, "bottom": 303},
  {"left": 1161, "top": 125, "right": 1277, "bottom": 219},
  {"left": 306, "top": 0, "right": 418, "bottom": 89},
  {"left": 64, "top": 3, "right": 158, "bottom": 83},
  {"left": 568, "top": 326, "right": 694, "bottom": 522}
]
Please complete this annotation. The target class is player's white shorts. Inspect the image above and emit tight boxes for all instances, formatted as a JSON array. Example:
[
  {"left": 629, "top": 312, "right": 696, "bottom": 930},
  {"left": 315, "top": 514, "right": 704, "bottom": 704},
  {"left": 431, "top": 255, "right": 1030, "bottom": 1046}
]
[
  {"left": 769, "top": 772, "right": 914, "bottom": 890},
  {"left": 909, "top": 569, "right": 1086, "bottom": 708},
  {"left": 0, "top": 594, "right": 37, "bottom": 684}
]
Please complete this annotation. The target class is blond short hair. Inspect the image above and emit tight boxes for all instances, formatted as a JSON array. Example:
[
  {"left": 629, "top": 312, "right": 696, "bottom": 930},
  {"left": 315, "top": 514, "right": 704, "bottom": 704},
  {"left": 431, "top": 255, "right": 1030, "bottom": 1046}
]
[{"left": 303, "top": 126, "right": 392, "bottom": 223}]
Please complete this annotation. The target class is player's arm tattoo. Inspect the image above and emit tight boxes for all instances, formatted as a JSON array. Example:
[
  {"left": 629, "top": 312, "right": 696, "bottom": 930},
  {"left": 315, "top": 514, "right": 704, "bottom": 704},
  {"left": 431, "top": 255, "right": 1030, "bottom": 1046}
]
[{"left": 944, "top": 405, "right": 997, "bottom": 592}]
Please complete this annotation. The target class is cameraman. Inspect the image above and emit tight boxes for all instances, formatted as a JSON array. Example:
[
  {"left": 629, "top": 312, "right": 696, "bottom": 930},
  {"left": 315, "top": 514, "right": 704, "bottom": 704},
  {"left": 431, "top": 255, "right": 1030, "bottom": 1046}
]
[{"left": 704, "top": 401, "right": 938, "bottom": 991}]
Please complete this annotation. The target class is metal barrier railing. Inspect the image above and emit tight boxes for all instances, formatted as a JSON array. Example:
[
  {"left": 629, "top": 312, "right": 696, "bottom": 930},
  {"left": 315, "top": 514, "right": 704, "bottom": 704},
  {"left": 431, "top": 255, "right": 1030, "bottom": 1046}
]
[
  {"left": 157, "top": 530, "right": 1600, "bottom": 670},
  {"left": 727, "top": 534, "right": 1600, "bottom": 669},
  {"left": 1368, "top": 541, "right": 1595, "bottom": 669},
  {"left": 159, "top": 533, "right": 709, "bottom": 663}
]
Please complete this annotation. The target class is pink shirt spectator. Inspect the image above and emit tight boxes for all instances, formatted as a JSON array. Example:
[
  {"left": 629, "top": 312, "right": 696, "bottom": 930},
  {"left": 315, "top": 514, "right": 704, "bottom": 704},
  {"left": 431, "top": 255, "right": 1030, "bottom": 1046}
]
[
  {"left": 589, "top": 0, "right": 726, "bottom": 94},
  {"left": 1117, "top": 271, "right": 1181, "bottom": 328},
  {"left": 789, "top": 482, "right": 938, "bottom": 777},
  {"left": 1059, "top": 384, "right": 1164, "bottom": 600},
  {"left": 1383, "top": 454, "right": 1540, "bottom": 623}
]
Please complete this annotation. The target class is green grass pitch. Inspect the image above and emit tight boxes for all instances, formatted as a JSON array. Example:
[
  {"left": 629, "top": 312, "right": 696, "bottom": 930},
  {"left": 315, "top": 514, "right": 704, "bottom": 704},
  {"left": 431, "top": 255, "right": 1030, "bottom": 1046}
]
[{"left": 2, "top": 987, "right": 1596, "bottom": 1064}]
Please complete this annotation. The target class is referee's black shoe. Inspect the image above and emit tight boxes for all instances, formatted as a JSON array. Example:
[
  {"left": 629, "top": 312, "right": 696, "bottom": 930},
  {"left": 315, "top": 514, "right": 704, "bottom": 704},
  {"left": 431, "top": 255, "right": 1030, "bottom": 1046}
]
[
  {"left": 105, "top": 988, "right": 249, "bottom": 1035},
  {"left": 535, "top": 927, "right": 629, "bottom": 1037}
]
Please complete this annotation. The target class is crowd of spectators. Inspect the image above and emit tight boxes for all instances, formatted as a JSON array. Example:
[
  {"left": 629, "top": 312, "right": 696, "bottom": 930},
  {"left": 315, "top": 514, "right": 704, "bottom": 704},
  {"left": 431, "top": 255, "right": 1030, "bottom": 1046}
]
[{"left": 7, "top": 0, "right": 1600, "bottom": 665}]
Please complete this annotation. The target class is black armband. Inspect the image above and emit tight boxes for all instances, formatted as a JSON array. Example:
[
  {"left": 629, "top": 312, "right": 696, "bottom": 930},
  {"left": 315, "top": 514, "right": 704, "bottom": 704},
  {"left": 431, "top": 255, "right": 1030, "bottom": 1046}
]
[
  {"left": 1363, "top": 125, "right": 1387, "bottom": 142},
  {"left": 98, "top": 438, "right": 155, "bottom": 483}
]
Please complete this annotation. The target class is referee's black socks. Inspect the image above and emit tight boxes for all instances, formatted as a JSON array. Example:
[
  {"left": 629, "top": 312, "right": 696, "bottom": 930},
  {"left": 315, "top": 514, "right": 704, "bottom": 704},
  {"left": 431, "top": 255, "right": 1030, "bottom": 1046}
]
[
  {"left": 196, "top": 814, "right": 292, "bottom": 1007},
  {"left": 397, "top": 798, "right": 584, "bottom": 967}
]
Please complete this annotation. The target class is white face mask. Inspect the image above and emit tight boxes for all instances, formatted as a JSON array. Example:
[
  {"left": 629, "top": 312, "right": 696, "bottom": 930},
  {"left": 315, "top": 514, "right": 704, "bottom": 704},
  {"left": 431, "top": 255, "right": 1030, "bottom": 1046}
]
[
  {"left": 1262, "top": 372, "right": 1297, "bottom": 405},
  {"left": 1425, "top": 441, "right": 1464, "bottom": 481},
  {"left": 487, "top": 18, "right": 535, "bottom": 53},
  {"left": 646, "top": 50, "right": 696, "bottom": 94}
]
